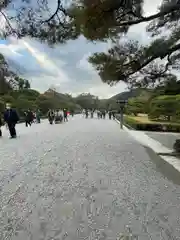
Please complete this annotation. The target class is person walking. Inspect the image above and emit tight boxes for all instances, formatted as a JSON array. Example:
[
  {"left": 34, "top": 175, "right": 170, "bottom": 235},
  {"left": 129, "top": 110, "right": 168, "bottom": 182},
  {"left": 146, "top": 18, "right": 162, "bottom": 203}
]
[
  {"left": 63, "top": 109, "right": 68, "bottom": 122},
  {"left": 36, "top": 109, "right": 41, "bottom": 123},
  {"left": 48, "top": 109, "right": 54, "bottom": 124},
  {"left": 102, "top": 110, "right": 106, "bottom": 119},
  {"left": 54, "top": 109, "right": 60, "bottom": 123},
  {"left": 4, "top": 103, "right": 19, "bottom": 138},
  {"left": 24, "top": 110, "right": 32, "bottom": 127},
  {"left": 99, "top": 111, "right": 102, "bottom": 119},
  {"left": 29, "top": 110, "right": 34, "bottom": 124},
  {"left": 97, "top": 111, "right": 100, "bottom": 119},
  {"left": 91, "top": 110, "right": 94, "bottom": 118},
  {"left": 85, "top": 109, "right": 88, "bottom": 118}
]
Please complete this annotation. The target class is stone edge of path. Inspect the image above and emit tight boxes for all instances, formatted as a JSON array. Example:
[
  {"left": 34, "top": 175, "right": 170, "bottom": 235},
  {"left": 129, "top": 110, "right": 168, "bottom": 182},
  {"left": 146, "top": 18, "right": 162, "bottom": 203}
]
[{"left": 115, "top": 118, "right": 180, "bottom": 173}]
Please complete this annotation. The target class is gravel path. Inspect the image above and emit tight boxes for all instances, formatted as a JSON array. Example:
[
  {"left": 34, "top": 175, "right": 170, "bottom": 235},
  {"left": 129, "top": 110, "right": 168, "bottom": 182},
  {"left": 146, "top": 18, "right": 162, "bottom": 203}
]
[{"left": 0, "top": 116, "right": 180, "bottom": 239}]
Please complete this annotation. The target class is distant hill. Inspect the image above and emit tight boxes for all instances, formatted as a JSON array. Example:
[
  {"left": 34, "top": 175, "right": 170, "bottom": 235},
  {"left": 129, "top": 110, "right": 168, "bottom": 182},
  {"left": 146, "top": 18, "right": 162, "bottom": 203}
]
[{"left": 110, "top": 88, "right": 152, "bottom": 101}]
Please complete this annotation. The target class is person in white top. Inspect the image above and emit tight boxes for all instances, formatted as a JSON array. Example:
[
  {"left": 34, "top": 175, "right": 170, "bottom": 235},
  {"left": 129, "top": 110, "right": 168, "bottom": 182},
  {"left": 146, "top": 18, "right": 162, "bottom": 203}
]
[{"left": 55, "top": 109, "right": 63, "bottom": 123}]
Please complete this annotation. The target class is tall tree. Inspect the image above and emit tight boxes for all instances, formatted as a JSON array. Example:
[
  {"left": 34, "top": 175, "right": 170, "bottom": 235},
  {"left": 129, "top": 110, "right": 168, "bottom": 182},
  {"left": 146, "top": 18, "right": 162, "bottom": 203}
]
[
  {"left": 0, "top": 53, "right": 20, "bottom": 94},
  {"left": 14, "top": 77, "right": 31, "bottom": 90},
  {"left": 24, "top": 79, "right": 31, "bottom": 89},
  {"left": 75, "top": 93, "right": 98, "bottom": 109},
  {"left": 68, "top": 0, "right": 180, "bottom": 87}
]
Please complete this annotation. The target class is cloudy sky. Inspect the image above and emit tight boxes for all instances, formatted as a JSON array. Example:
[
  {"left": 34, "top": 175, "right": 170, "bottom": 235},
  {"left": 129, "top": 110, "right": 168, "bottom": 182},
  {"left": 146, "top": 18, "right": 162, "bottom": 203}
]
[{"left": 0, "top": 0, "right": 162, "bottom": 98}]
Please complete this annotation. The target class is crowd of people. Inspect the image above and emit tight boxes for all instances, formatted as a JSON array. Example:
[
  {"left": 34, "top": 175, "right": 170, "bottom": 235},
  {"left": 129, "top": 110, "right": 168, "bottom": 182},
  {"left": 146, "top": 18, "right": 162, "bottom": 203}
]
[
  {"left": 24, "top": 109, "right": 41, "bottom": 127},
  {"left": 83, "top": 109, "right": 116, "bottom": 120},
  {"left": 47, "top": 109, "right": 71, "bottom": 124},
  {"left": 0, "top": 105, "right": 115, "bottom": 139},
  {"left": 0, "top": 103, "right": 72, "bottom": 139}
]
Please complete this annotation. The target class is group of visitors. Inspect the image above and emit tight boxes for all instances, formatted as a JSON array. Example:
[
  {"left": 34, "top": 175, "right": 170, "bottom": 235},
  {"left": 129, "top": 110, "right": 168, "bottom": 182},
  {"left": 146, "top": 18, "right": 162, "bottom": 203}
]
[
  {"left": 83, "top": 109, "right": 116, "bottom": 120},
  {"left": 107, "top": 111, "right": 116, "bottom": 120},
  {"left": 24, "top": 109, "right": 41, "bottom": 127},
  {"left": 0, "top": 104, "right": 42, "bottom": 138},
  {"left": 47, "top": 109, "right": 69, "bottom": 124},
  {"left": 97, "top": 110, "right": 106, "bottom": 119},
  {"left": 0, "top": 103, "right": 72, "bottom": 139},
  {"left": 83, "top": 109, "right": 94, "bottom": 118}
]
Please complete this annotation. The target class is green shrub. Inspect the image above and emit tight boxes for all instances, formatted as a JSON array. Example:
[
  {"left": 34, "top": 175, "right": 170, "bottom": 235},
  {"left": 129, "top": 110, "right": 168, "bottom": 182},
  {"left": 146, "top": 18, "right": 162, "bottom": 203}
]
[
  {"left": 149, "top": 95, "right": 180, "bottom": 121},
  {"left": 119, "top": 115, "right": 180, "bottom": 132},
  {"left": 126, "top": 97, "right": 149, "bottom": 115}
]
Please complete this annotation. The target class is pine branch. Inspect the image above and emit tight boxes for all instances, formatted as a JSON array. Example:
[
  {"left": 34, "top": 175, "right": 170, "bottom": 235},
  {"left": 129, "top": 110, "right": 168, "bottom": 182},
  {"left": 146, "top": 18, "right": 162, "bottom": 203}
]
[{"left": 118, "top": 3, "right": 180, "bottom": 27}]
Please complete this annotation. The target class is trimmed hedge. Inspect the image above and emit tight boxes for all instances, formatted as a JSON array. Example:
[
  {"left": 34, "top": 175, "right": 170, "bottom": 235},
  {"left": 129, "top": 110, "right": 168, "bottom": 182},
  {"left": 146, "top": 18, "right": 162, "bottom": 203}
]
[{"left": 116, "top": 114, "right": 180, "bottom": 132}]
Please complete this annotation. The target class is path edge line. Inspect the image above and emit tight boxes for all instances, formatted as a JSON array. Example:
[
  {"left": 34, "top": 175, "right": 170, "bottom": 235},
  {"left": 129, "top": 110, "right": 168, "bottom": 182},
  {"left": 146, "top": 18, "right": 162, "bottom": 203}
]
[{"left": 115, "top": 118, "right": 180, "bottom": 173}]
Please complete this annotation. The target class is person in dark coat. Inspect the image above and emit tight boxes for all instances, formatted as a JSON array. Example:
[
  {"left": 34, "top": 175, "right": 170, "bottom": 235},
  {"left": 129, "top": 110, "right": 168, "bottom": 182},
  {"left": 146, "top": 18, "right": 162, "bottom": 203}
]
[
  {"left": 85, "top": 109, "right": 88, "bottom": 118},
  {"left": 63, "top": 109, "right": 68, "bottom": 122},
  {"left": 4, "top": 103, "right": 19, "bottom": 138},
  {"left": 24, "top": 110, "right": 32, "bottom": 127},
  {"left": 48, "top": 109, "right": 54, "bottom": 124}
]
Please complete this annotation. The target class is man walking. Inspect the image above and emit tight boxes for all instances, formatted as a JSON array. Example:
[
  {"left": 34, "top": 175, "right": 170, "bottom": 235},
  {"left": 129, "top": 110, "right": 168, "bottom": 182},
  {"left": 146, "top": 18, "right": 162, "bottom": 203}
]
[
  {"left": 24, "top": 109, "right": 32, "bottom": 127},
  {"left": 48, "top": 109, "right": 55, "bottom": 124},
  {"left": 63, "top": 109, "right": 68, "bottom": 122},
  {"left": 4, "top": 103, "right": 19, "bottom": 138}
]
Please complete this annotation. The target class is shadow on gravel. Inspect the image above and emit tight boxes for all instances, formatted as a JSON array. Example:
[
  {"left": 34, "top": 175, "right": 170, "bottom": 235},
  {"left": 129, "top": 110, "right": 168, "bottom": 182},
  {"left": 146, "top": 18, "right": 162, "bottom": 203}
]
[{"left": 144, "top": 146, "right": 180, "bottom": 186}]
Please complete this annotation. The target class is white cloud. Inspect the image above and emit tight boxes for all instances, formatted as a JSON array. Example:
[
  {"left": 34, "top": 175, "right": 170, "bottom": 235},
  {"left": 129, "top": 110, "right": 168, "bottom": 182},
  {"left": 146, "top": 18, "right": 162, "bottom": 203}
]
[
  {"left": 143, "top": 0, "right": 162, "bottom": 16},
  {"left": 88, "top": 83, "right": 128, "bottom": 99},
  {"left": 0, "top": 42, "right": 23, "bottom": 56},
  {"left": 77, "top": 52, "right": 94, "bottom": 72},
  {"left": 30, "top": 74, "right": 68, "bottom": 92}
]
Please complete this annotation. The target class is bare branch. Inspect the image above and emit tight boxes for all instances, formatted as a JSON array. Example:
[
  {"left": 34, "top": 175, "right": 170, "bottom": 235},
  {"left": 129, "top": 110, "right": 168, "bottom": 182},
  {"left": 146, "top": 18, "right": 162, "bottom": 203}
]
[
  {"left": 0, "top": 11, "right": 13, "bottom": 32},
  {"left": 0, "top": 10, "right": 19, "bottom": 37},
  {"left": 43, "top": 0, "right": 61, "bottom": 22},
  {"left": 43, "top": 0, "right": 67, "bottom": 23}
]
